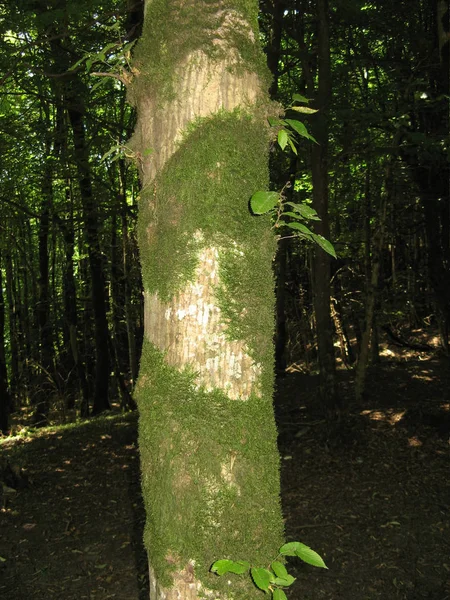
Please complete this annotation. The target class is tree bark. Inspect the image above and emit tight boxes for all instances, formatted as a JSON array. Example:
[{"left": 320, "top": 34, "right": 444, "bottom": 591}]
[
  {"left": 57, "top": 207, "right": 90, "bottom": 416},
  {"left": 354, "top": 129, "right": 402, "bottom": 402},
  {"left": 310, "top": 0, "right": 338, "bottom": 415},
  {"left": 66, "top": 86, "right": 111, "bottom": 414},
  {"left": 45, "top": 20, "right": 111, "bottom": 414},
  {"left": 4, "top": 249, "right": 19, "bottom": 407},
  {"left": 130, "top": 2, "right": 284, "bottom": 598},
  {"left": 32, "top": 139, "right": 55, "bottom": 425},
  {"left": 0, "top": 249, "right": 11, "bottom": 434}
]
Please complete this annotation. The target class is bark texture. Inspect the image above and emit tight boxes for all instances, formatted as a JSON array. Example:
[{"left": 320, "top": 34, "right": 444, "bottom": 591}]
[
  {"left": 310, "top": 0, "right": 338, "bottom": 414},
  {"left": 130, "top": 2, "right": 284, "bottom": 598}
]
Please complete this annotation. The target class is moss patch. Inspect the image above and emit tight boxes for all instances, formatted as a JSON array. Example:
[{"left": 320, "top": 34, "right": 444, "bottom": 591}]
[
  {"left": 133, "top": 3, "right": 284, "bottom": 595},
  {"left": 136, "top": 109, "right": 284, "bottom": 596},
  {"left": 129, "top": 0, "right": 270, "bottom": 106},
  {"left": 137, "top": 110, "right": 277, "bottom": 367},
  {"left": 136, "top": 341, "right": 284, "bottom": 598}
]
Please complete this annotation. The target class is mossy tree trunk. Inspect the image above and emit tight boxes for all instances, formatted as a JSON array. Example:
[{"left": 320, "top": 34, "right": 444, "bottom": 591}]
[{"left": 129, "top": 1, "right": 284, "bottom": 599}]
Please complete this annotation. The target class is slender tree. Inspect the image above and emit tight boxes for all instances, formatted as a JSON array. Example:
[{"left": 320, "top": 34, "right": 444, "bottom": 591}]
[
  {"left": 129, "top": 1, "right": 284, "bottom": 598},
  {"left": 32, "top": 102, "right": 56, "bottom": 424},
  {"left": 0, "top": 248, "right": 11, "bottom": 434},
  {"left": 310, "top": 0, "right": 338, "bottom": 413}
]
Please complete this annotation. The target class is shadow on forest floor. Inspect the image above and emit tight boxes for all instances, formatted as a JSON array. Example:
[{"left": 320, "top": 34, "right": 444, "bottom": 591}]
[
  {"left": 0, "top": 352, "right": 449, "bottom": 599},
  {"left": 0, "top": 414, "right": 149, "bottom": 600},
  {"left": 276, "top": 353, "right": 450, "bottom": 600}
]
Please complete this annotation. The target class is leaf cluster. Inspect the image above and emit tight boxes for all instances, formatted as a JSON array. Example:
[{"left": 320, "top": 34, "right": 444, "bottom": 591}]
[
  {"left": 211, "top": 541, "right": 328, "bottom": 599},
  {"left": 248, "top": 98, "right": 336, "bottom": 258}
]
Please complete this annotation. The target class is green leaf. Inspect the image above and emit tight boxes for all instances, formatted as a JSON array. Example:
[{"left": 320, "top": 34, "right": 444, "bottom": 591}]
[
  {"left": 268, "top": 117, "right": 285, "bottom": 127},
  {"left": 210, "top": 560, "right": 234, "bottom": 575},
  {"left": 285, "top": 119, "right": 308, "bottom": 137},
  {"left": 210, "top": 559, "right": 250, "bottom": 576},
  {"left": 294, "top": 543, "right": 328, "bottom": 569},
  {"left": 280, "top": 542, "right": 303, "bottom": 557},
  {"left": 273, "top": 589, "right": 288, "bottom": 600},
  {"left": 90, "top": 78, "right": 109, "bottom": 93},
  {"left": 292, "top": 93, "right": 310, "bottom": 104},
  {"left": 229, "top": 560, "right": 250, "bottom": 575},
  {"left": 274, "top": 574, "right": 296, "bottom": 587},
  {"left": 271, "top": 561, "right": 288, "bottom": 579},
  {"left": 286, "top": 222, "right": 313, "bottom": 235},
  {"left": 286, "top": 202, "right": 320, "bottom": 220},
  {"left": 282, "top": 211, "right": 305, "bottom": 219},
  {"left": 311, "top": 234, "right": 337, "bottom": 259},
  {"left": 69, "top": 55, "right": 87, "bottom": 71},
  {"left": 100, "top": 42, "right": 118, "bottom": 57},
  {"left": 123, "top": 41, "right": 137, "bottom": 54},
  {"left": 284, "top": 202, "right": 303, "bottom": 212},
  {"left": 287, "top": 136, "right": 298, "bottom": 155},
  {"left": 278, "top": 129, "right": 288, "bottom": 151},
  {"left": 291, "top": 106, "right": 319, "bottom": 114},
  {"left": 100, "top": 145, "right": 120, "bottom": 164},
  {"left": 285, "top": 119, "right": 318, "bottom": 143},
  {"left": 250, "top": 191, "right": 280, "bottom": 215},
  {"left": 251, "top": 567, "right": 274, "bottom": 591}
]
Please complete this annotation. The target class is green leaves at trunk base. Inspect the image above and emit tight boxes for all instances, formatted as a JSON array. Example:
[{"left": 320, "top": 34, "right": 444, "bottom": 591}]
[
  {"left": 280, "top": 541, "right": 328, "bottom": 569},
  {"left": 211, "top": 540, "right": 326, "bottom": 598},
  {"left": 273, "top": 589, "right": 288, "bottom": 600},
  {"left": 210, "top": 559, "right": 250, "bottom": 576},
  {"left": 251, "top": 567, "right": 274, "bottom": 592}
]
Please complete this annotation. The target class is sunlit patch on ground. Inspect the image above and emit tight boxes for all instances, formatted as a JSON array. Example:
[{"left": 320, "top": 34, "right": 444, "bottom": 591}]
[
  {"left": 360, "top": 408, "right": 406, "bottom": 425},
  {"left": 411, "top": 372, "right": 434, "bottom": 382},
  {"left": 407, "top": 436, "right": 423, "bottom": 447}
]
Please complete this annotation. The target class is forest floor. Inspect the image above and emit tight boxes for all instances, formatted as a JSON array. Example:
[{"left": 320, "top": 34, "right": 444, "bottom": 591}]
[{"left": 0, "top": 344, "right": 449, "bottom": 600}]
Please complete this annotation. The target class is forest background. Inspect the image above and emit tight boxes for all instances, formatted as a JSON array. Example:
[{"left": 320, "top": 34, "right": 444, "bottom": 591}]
[
  {"left": 0, "top": 1, "right": 449, "bottom": 599},
  {"left": 0, "top": 0, "right": 449, "bottom": 429}
]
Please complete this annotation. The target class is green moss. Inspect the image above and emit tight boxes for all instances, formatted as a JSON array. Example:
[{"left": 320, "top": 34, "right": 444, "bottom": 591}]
[
  {"left": 136, "top": 341, "right": 284, "bottom": 598},
  {"left": 133, "top": 3, "right": 284, "bottom": 595},
  {"left": 136, "top": 110, "right": 284, "bottom": 596},
  {"left": 137, "top": 110, "right": 277, "bottom": 366},
  {"left": 128, "top": 0, "right": 271, "bottom": 106}
]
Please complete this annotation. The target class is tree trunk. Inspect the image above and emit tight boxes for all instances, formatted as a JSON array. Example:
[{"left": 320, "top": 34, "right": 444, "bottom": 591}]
[
  {"left": 0, "top": 250, "right": 11, "bottom": 434},
  {"left": 265, "top": 0, "right": 285, "bottom": 98},
  {"left": 45, "top": 21, "right": 111, "bottom": 415},
  {"left": 310, "top": 0, "right": 338, "bottom": 415},
  {"left": 67, "top": 88, "right": 111, "bottom": 414},
  {"left": 58, "top": 206, "right": 90, "bottom": 416},
  {"left": 354, "top": 130, "right": 402, "bottom": 402},
  {"left": 130, "top": 2, "right": 284, "bottom": 598},
  {"left": 121, "top": 199, "right": 139, "bottom": 387},
  {"left": 32, "top": 145, "right": 55, "bottom": 425},
  {"left": 4, "top": 249, "right": 19, "bottom": 407}
]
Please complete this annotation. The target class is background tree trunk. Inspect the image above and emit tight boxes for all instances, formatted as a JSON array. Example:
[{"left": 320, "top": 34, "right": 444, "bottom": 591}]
[
  {"left": 355, "top": 130, "right": 402, "bottom": 402},
  {"left": 4, "top": 249, "right": 19, "bottom": 407},
  {"left": 67, "top": 91, "right": 111, "bottom": 414},
  {"left": 32, "top": 127, "right": 55, "bottom": 425},
  {"left": 130, "top": 1, "right": 284, "bottom": 598},
  {"left": 310, "top": 0, "right": 338, "bottom": 415},
  {"left": 0, "top": 249, "right": 11, "bottom": 434}
]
